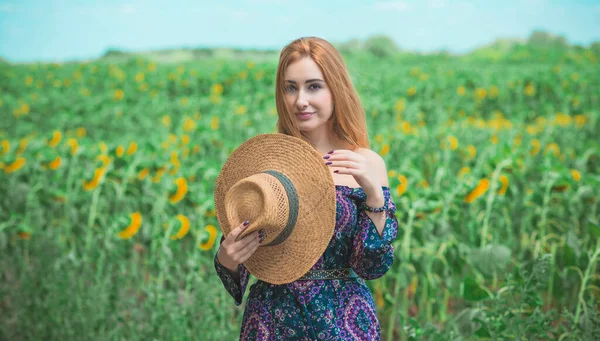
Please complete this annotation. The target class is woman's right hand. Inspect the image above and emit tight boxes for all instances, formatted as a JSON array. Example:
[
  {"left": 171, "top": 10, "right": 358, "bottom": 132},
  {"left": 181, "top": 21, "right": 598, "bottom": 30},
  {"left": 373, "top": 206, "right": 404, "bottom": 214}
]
[{"left": 217, "top": 220, "right": 262, "bottom": 273}]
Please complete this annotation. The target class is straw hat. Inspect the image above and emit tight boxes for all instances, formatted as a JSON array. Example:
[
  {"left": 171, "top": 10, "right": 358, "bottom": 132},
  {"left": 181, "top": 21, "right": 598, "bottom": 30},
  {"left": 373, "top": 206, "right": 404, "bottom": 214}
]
[{"left": 214, "top": 133, "right": 336, "bottom": 284}]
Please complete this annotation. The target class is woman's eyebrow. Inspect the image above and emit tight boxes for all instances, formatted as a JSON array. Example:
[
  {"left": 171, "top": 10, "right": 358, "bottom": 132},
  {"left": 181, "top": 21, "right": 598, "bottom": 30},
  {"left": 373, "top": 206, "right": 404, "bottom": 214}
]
[{"left": 285, "top": 79, "right": 324, "bottom": 84}]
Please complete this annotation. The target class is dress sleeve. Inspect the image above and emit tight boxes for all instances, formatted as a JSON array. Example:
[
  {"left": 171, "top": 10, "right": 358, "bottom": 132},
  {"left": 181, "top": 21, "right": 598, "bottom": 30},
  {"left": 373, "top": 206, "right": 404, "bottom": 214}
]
[
  {"left": 348, "top": 187, "right": 399, "bottom": 280},
  {"left": 213, "top": 235, "right": 250, "bottom": 306}
]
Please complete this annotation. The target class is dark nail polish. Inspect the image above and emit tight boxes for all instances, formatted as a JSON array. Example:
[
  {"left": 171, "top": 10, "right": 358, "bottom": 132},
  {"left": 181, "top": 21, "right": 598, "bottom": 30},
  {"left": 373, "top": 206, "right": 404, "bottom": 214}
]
[
  {"left": 334, "top": 170, "right": 339, "bottom": 173},
  {"left": 328, "top": 150, "right": 334, "bottom": 154},
  {"left": 243, "top": 220, "right": 250, "bottom": 226},
  {"left": 323, "top": 155, "right": 330, "bottom": 159},
  {"left": 326, "top": 161, "right": 332, "bottom": 165}
]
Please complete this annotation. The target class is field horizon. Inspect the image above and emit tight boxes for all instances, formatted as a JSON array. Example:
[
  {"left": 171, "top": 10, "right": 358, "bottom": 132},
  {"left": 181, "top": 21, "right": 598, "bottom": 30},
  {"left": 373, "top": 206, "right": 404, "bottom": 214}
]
[{"left": 1, "top": 37, "right": 599, "bottom": 340}]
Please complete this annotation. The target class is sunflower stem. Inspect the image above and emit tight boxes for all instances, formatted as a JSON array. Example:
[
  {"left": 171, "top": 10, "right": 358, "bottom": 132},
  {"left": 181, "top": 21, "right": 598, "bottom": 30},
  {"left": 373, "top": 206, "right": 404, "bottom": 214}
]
[
  {"left": 387, "top": 203, "right": 416, "bottom": 341},
  {"left": 481, "top": 158, "right": 511, "bottom": 248},
  {"left": 537, "top": 172, "right": 556, "bottom": 257},
  {"left": 85, "top": 186, "right": 101, "bottom": 250},
  {"left": 574, "top": 240, "right": 600, "bottom": 324}
]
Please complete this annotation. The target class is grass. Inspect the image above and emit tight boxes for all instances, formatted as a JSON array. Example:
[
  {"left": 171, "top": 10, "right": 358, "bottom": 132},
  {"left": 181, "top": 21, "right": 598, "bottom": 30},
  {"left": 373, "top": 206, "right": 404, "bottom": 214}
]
[{"left": 1, "top": 50, "right": 599, "bottom": 340}]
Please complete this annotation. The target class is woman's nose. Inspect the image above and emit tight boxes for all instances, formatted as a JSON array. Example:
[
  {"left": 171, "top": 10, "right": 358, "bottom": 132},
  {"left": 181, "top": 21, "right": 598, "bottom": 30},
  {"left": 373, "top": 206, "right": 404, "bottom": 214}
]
[
  {"left": 296, "top": 92, "right": 308, "bottom": 108},
  {"left": 296, "top": 98, "right": 308, "bottom": 109}
]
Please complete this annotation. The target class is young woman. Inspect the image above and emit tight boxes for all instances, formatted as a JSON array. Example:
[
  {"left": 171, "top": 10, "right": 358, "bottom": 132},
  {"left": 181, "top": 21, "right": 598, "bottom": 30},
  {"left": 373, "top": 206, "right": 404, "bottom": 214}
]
[{"left": 214, "top": 36, "right": 399, "bottom": 341}]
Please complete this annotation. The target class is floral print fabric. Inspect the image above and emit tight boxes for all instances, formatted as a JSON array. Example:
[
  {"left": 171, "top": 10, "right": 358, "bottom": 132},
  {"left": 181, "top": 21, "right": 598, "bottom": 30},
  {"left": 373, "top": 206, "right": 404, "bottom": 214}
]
[{"left": 214, "top": 185, "right": 399, "bottom": 340}]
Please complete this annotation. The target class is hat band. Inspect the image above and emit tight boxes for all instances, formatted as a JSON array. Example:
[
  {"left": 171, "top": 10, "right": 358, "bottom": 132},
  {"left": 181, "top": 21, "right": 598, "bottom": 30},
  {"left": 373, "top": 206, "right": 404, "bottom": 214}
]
[{"left": 261, "top": 170, "right": 299, "bottom": 246}]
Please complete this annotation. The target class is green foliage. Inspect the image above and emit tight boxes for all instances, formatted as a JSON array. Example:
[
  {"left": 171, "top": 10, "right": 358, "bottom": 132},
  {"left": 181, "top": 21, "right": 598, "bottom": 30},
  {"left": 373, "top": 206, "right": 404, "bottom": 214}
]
[
  {"left": 0, "top": 47, "right": 599, "bottom": 340},
  {"left": 528, "top": 30, "right": 569, "bottom": 48},
  {"left": 364, "top": 35, "right": 400, "bottom": 58},
  {"left": 470, "top": 244, "right": 512, "bottom": 277},
  {"left": 335, "top": 38, "right": 364, "bottom": 56},
  {"left": 405, "top": 256, "right": 600, "bottom": 339}
]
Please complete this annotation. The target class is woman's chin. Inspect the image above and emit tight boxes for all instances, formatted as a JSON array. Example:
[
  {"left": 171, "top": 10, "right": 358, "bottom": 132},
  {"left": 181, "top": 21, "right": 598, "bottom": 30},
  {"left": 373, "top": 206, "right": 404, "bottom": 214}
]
[
  {"left": 298, "top": 118, "right": 323, "bottom": 129},
  {"left": 298, "top": 123, "right": 317, "bottom": 132}
]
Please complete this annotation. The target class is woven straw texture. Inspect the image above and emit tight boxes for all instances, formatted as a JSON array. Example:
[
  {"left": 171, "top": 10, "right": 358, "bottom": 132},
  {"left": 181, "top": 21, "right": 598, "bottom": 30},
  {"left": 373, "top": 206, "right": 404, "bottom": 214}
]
[{"left": 214, "top": 133, "right": 336, "bottom": 284}]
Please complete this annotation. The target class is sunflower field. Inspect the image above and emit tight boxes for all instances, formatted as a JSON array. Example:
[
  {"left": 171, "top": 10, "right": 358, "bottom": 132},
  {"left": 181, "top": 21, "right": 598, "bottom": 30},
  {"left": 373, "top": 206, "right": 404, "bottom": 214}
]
[{"left": 1, "top": 48, "right": 599, "bottom": 340}]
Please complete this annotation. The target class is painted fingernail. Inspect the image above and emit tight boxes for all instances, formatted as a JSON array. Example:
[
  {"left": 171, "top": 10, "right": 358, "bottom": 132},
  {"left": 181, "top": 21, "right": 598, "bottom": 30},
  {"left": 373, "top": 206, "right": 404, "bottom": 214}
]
[
  {"left": 243, "top": 220, "right": 250, "bottom": 226},
  {"left": 326, "top": 161, "right": 332, "bottom": 165},
  {"left": 328, "top": 150, "right": 334, "bottom": 154},
  {"left": 334, "top": 170, "right": 339, "bottom": 173},
  {"left": 258, "top": 229, "right": 265, "bottom": 242},
  {"left": 323, "top": 155, "right": 330, "bottom": 159}
]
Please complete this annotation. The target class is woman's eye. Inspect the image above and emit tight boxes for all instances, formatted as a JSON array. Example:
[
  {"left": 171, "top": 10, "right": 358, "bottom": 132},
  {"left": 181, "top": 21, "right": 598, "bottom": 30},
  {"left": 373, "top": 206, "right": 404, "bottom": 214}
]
[{"left": 284, "top": 84, "right": 320, "bottom": 93}]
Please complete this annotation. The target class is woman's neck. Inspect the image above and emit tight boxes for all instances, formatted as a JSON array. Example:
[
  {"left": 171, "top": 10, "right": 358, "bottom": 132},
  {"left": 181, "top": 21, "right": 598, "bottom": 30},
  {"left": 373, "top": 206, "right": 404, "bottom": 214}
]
[{"left": 303, "top": 126, "right": 352, "bottom": 155}]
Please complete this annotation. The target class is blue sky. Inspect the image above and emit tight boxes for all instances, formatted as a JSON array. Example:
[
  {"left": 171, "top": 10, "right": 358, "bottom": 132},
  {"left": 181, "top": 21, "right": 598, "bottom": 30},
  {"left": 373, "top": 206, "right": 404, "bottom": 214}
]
[{"left": 1, "top": 0, "right": 599, "bottom": 62}]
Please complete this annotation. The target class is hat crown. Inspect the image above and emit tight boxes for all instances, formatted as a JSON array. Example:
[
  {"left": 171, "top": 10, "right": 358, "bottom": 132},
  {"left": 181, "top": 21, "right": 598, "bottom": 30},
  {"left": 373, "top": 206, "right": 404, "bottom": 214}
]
[
  {"left": 225, "top": 172, "right": 291, "bottom": 244},
  {"left": 214, "top": 133, "right": 336, "bottom": 284}
]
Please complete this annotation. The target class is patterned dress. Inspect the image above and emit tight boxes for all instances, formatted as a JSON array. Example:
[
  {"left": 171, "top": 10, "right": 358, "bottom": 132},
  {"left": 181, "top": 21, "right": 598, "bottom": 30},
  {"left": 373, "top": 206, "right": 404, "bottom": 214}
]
[{"left": 214, "top": 185, "right": 399, "bottom": 341}]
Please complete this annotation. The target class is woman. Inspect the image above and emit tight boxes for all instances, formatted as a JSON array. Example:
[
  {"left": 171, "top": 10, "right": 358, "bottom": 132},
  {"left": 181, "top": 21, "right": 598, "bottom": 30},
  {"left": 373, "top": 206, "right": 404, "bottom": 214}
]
[{"left": 214, "top": 36, "right": 399, "bottom": 340}]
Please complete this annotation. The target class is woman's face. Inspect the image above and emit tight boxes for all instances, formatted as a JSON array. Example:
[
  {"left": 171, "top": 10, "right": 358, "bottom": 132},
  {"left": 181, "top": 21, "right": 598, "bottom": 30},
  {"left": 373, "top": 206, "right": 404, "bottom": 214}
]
[{"left": 283, "top": 57, "right": 334, "bottom": 132}]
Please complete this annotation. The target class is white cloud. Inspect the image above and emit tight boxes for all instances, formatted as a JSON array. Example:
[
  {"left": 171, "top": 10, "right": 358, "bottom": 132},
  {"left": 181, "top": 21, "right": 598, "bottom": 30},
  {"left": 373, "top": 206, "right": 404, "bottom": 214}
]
[
  {"left": 0, "top": 3, "right": 18, "bottom": 13},
  {"left": 246, "top": 0, "right": 291, "bottom": 5},
  {"left": 230, "top": 11, "right": 250, "bottom": 20},
  {"left": 521, "top": 0, "right": 546, "bottom": 5},
  {"left": 67, "top": 0, "right": 146, "bottom": 16},
  {"left": 71, "top": 3, "right": 142, "bottom": 16},
  {"left": 275, "top": 15, "right": 296, "bottom": 24},
  {"left": 1, "top": 23, "right": 23, "bottom": 36},
  {"left": 120, "top": 4, "right": 138, "bottom": 15},
  {"left": 73, "top": 5, "right": 102, "bottom": 15},
  {"left": 456, "top": 1, "right": 476, "bottom": 12},
  {"left": 428, "top": 0, "right": 447, "bottom": 9},
  {"left": 374, "top": 1, "right": 410, "bottom": 12}
]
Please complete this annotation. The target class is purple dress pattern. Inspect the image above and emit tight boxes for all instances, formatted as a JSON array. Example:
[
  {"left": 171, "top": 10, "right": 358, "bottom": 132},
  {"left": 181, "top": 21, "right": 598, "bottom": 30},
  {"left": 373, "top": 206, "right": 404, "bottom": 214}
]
[{"left": 214, "top": 185, "right": 399, "bottom": 340}]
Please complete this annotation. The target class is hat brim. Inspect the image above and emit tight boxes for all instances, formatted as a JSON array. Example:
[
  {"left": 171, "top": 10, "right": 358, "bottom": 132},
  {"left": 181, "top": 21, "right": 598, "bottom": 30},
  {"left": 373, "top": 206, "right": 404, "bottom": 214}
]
[{"left": 214, "top": 133, "right": 336, "bottom": 284}]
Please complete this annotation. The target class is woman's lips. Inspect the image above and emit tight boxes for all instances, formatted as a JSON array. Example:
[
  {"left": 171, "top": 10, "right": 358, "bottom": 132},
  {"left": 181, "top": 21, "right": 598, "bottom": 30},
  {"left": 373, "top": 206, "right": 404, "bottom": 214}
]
[{"left": 297, "top": 112, "right": 314, "bottom": 120}]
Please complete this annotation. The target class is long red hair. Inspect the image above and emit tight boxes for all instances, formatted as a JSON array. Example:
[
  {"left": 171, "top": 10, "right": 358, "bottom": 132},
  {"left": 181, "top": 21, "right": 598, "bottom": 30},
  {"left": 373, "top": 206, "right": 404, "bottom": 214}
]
[{"left": 275, "top": 37, "right": 370, "bottom": 150}]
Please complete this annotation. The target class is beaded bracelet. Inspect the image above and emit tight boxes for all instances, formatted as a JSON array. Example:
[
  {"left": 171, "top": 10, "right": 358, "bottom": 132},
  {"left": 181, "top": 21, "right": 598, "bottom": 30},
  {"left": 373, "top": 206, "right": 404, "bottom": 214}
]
[{"left": 359, "top": 200, "right": 388, "bottom": 213}]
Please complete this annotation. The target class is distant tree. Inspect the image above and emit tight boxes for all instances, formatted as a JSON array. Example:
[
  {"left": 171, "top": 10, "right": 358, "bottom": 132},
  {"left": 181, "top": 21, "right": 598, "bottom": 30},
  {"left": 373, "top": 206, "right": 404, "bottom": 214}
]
[
  {"left": 192, "top": 48, "right": 214, "bottom": 59},
  {"left": 213, "top": 48, "right": 234, "bottom": 59},
  {"left": 336, "top": 38, "right": 364, "bottom": 55},
  {"left": 527, "top": 30, "right": 568, "bottom": 48},
  {"left": 364, "top": 35, "right": 399, "bottom": 58},
  {"left": 553, "top": 36, "right": 568, "bottom": 48},
  {"left": 102, "top": 48, "right": 128, "bottom": 58},
  {"left": 590, "top": 41, "right": 600, "bottom": 55}
]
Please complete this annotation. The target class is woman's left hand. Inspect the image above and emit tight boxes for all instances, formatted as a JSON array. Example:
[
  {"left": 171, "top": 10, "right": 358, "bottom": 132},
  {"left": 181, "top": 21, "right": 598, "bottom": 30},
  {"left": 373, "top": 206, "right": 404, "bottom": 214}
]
[{"left": 324, "top": 149, "right": 381, "bottom": 192}]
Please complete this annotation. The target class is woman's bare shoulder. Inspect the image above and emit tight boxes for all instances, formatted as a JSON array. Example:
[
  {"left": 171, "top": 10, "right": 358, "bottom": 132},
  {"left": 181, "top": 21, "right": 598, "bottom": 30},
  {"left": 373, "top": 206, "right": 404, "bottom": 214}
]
[
  {"left": 355, "top": 147, "right": 389, "bottom": 185},
  {"left": 355, "top": 147, "right": 384, "bottom": 161}
]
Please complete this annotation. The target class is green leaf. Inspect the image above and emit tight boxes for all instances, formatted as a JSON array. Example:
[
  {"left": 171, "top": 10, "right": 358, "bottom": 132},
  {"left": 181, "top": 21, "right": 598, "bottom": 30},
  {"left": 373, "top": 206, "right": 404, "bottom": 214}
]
[
  {"left": 561, "top": 244, "right": 577, "bottom": 267},
  {"left": 588, "top": 219, "right": 600, "bottom": 238},
  {"left": 474, "top": 322, "right": 491, "bottom": 337},
  {"left": 454, "top": 308, "right": 486, "bottom": 338},
  {"left": 462, "top": 277, "right": 492, "bottom": 301},
  {"left": 566, "top": 230, "right": 582, "bottom": 258},
  {"left": 525, "top": 292, "right": 543, "bottom": 308},
  {"left": 470, "top": 244, "right": 512, "bottom": 276}
]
